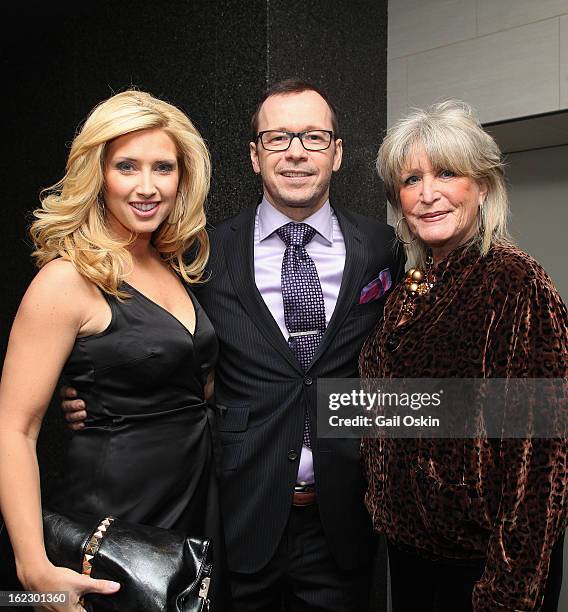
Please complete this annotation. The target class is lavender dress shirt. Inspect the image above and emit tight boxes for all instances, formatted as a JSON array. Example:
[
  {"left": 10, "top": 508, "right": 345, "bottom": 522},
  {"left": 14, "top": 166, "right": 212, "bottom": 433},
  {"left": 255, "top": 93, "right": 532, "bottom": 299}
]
[{"left": 254, "top": 197, "right": 346, "bottom": 484}]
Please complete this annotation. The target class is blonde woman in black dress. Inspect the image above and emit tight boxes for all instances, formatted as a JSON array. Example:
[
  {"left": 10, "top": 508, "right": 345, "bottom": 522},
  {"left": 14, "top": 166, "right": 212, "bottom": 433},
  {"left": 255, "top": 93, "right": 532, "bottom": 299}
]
[{"left": 0, "top": 91, "right": 224, "bottom": 610}]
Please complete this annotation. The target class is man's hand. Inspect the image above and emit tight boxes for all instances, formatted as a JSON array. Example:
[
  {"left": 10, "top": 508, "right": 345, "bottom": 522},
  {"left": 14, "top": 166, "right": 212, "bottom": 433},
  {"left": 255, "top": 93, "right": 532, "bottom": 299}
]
[{"left": 60, "top": 386, "right": 87, "bottom": 431}]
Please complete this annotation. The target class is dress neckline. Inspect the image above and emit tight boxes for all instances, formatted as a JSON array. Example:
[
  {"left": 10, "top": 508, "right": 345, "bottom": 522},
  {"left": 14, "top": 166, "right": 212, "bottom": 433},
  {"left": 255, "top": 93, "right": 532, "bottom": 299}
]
[{"left": 123, "top": 281, "right": 198, "bottom": 337}]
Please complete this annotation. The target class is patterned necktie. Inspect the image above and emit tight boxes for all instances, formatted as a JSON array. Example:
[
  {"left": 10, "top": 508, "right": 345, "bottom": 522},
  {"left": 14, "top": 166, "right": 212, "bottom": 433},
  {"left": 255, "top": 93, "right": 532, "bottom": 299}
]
[{"left": 276, "top": 222, "right": 327, "bottom": 448}]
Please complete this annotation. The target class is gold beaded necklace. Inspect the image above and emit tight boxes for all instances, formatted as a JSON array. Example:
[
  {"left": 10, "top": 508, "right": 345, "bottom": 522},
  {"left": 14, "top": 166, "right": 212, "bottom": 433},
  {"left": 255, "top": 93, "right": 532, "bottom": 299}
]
[{"left": 401, "top": 253, "right": 434, "bottom": 318}]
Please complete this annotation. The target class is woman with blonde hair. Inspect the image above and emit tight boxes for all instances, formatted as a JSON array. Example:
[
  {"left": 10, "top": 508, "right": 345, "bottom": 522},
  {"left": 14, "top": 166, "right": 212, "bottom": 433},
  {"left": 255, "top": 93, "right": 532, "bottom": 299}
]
[
  {"left": 361, "top": 100, "right": 567, "bottom": 611},
  {"left": 0, "top": 90, "right": 223, "bottom": 609}
]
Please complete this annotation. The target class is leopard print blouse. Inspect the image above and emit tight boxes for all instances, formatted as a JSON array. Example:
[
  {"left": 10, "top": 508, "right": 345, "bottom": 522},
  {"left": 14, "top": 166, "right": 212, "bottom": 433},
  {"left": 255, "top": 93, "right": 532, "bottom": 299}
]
[{"left": 360, "top": 243, "right": 567, "bottom": 611}]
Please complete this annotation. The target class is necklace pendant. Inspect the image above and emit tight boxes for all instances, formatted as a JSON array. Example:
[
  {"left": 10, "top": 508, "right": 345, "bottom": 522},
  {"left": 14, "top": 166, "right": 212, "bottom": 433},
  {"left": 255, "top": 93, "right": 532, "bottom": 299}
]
[
  {"left": 401, "top": 257, "right": 435, "bottom": 320},
  {"left": 401, "top": 300, "right": 415, "bottom": 317},
  {"left": 416, "top": 282, "right": 430, "bottom": 296}
]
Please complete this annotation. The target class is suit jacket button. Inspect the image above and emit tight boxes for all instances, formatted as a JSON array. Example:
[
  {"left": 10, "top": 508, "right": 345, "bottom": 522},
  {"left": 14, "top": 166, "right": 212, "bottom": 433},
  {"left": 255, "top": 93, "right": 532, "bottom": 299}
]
[
  {"left": 303, "top": 376, "right": 313, "bottom": 386},
  {"left": 287, "top": 450, "right": 298, "bottom": 461}
]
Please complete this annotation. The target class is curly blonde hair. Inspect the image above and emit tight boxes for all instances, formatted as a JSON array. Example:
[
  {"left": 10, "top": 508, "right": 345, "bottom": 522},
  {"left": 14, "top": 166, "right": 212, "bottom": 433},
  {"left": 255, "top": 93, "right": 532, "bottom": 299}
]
[
  {"left": 377, "top": 99, "right": 511, "bottom": 267},
  {"left": 30, "top": 90, "right": 211, "bottom": 297}
]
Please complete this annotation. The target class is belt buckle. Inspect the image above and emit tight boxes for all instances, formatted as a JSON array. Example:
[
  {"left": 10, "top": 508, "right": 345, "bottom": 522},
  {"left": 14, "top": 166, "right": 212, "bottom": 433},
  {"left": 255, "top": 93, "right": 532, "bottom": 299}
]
[
  {"left": 294, "top": 483, "right": 314, "bottom": 493},
  {"left": 293, "top": 483, "right": 316, "bottom": 507}
]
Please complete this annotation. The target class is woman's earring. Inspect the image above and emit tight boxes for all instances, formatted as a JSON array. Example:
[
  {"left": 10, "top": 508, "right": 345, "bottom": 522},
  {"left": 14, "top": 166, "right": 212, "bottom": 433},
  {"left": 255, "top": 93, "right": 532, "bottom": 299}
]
[
  {"left": 478, "top": 200, "right": 485, "bottom": 233},
  {"left": 395, "top": 216, "right": 416, "bottom": 245}
]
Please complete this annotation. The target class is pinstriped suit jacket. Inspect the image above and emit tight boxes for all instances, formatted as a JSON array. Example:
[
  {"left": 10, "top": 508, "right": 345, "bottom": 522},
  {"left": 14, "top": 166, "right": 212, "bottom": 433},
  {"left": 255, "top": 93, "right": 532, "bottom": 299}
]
[{"left": 196, "top": 202, "right": 405, "bottom": 573}]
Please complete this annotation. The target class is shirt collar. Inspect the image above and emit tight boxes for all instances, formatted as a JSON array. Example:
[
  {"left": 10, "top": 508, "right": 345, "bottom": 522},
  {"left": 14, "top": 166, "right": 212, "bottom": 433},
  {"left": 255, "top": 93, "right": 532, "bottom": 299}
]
[{"left": 257, "top": 196, "right": 334, "bottom": 245}]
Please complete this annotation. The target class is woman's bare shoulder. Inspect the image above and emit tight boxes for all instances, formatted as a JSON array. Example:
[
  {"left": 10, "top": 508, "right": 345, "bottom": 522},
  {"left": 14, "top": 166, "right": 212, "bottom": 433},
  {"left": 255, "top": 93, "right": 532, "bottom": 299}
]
[
  {"left": 33, "top": 259, "right": 97, "bottom": 290},
  {"left": 21, "top": 259, "right": 98, "bottom": 317}
]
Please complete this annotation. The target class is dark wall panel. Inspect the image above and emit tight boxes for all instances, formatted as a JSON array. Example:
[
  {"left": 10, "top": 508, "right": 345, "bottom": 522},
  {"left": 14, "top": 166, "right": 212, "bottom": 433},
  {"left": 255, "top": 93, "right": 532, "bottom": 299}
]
[{"left": 269, "top": 0, "right": 388, "bottom": 217}]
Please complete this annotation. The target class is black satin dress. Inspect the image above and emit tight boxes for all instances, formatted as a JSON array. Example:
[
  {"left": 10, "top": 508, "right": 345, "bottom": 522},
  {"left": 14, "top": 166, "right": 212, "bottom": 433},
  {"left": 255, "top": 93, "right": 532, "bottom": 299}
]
[{"left": 48, "top": 282, "right": 225, "bottom": 607}]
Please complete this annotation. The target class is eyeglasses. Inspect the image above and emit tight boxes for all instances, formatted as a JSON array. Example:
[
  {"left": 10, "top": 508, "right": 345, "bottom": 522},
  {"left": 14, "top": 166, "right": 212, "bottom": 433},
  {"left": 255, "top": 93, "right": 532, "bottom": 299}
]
[{"left": 256, "top": 130, "right": 334, "bottom": 151}]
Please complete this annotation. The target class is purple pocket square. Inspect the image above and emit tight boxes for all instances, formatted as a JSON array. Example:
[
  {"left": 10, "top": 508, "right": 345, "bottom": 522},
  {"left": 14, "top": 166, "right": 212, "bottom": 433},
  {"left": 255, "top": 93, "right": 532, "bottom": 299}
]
[{"left": 359, "top": 268, "right": 392, "bottom": 304}]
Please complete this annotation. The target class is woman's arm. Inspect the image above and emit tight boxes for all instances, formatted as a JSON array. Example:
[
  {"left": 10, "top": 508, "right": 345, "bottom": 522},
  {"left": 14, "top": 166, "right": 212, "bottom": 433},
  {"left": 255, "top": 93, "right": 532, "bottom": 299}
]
[
  {"left": 473, "top": 275, "right": 568, "bottom": 612},
  {"left": 0, "top": 260, "right": 119, "bottom": 606}
]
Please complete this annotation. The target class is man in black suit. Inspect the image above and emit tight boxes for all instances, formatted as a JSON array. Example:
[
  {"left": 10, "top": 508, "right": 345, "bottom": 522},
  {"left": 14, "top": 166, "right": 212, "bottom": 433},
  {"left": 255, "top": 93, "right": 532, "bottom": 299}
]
[{"left": 63, "top": 79, "right": 404, "bottom": 611}]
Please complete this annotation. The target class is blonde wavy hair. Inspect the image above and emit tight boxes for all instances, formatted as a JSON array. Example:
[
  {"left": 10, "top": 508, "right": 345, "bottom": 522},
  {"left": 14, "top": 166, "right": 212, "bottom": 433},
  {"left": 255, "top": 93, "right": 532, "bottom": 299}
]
[
  {"left": 30, "top": 90, "right": 211, "bottom": 297},
  {"left": 377, "top": 99, "right": 512, "bottom": 267}
]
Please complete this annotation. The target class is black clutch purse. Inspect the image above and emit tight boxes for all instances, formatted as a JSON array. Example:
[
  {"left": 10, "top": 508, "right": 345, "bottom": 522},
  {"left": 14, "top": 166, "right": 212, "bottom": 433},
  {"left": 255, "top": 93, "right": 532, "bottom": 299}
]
[{"left": 1, "top": 509, "right": 212, "bottom": 611}]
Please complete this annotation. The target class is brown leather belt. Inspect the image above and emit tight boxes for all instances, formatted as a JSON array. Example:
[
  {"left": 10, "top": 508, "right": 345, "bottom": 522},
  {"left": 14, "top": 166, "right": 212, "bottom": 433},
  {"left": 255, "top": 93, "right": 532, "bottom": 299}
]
[{"left": 292, "top": 486, "right": 316, "bottom": 506}]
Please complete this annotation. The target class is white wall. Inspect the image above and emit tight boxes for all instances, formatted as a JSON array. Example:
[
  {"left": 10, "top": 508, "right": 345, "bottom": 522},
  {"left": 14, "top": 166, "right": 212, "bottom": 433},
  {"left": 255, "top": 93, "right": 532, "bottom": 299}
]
[
  {"left": 507, "top": 144, "right": 568, "bottom": 304},
  {"left": 387, "top": 0, "right": 568, "bottom": 126}
]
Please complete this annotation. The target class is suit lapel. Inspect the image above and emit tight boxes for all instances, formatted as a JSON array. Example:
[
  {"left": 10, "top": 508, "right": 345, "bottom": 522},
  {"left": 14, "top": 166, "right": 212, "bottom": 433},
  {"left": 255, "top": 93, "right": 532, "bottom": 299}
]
[
  {"left": 224, "top": 205, "right": 303, "bottom": 373},
  {"left": 310, "top": 205, "right": 369, "bottom": 368}
]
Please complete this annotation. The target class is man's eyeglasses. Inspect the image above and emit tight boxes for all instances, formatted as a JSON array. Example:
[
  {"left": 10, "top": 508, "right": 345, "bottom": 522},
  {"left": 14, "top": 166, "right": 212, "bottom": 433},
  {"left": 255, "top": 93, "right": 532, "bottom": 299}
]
[{"left": 256, "top": 130, "right": 334, "bottom": 152}]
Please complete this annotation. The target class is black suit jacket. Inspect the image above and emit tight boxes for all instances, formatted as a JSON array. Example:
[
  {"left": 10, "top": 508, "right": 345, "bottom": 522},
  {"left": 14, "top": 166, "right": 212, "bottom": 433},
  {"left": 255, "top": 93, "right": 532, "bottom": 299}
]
[{"left": 196, "top": 202, "right": 404, "bottom": 574}]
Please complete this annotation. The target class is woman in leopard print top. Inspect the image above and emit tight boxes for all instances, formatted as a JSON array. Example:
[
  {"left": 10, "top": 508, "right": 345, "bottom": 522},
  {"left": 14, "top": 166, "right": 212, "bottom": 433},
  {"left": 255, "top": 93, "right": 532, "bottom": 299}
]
[{"left": 360, "top": 100, "right": 567, "bottom": 612}]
